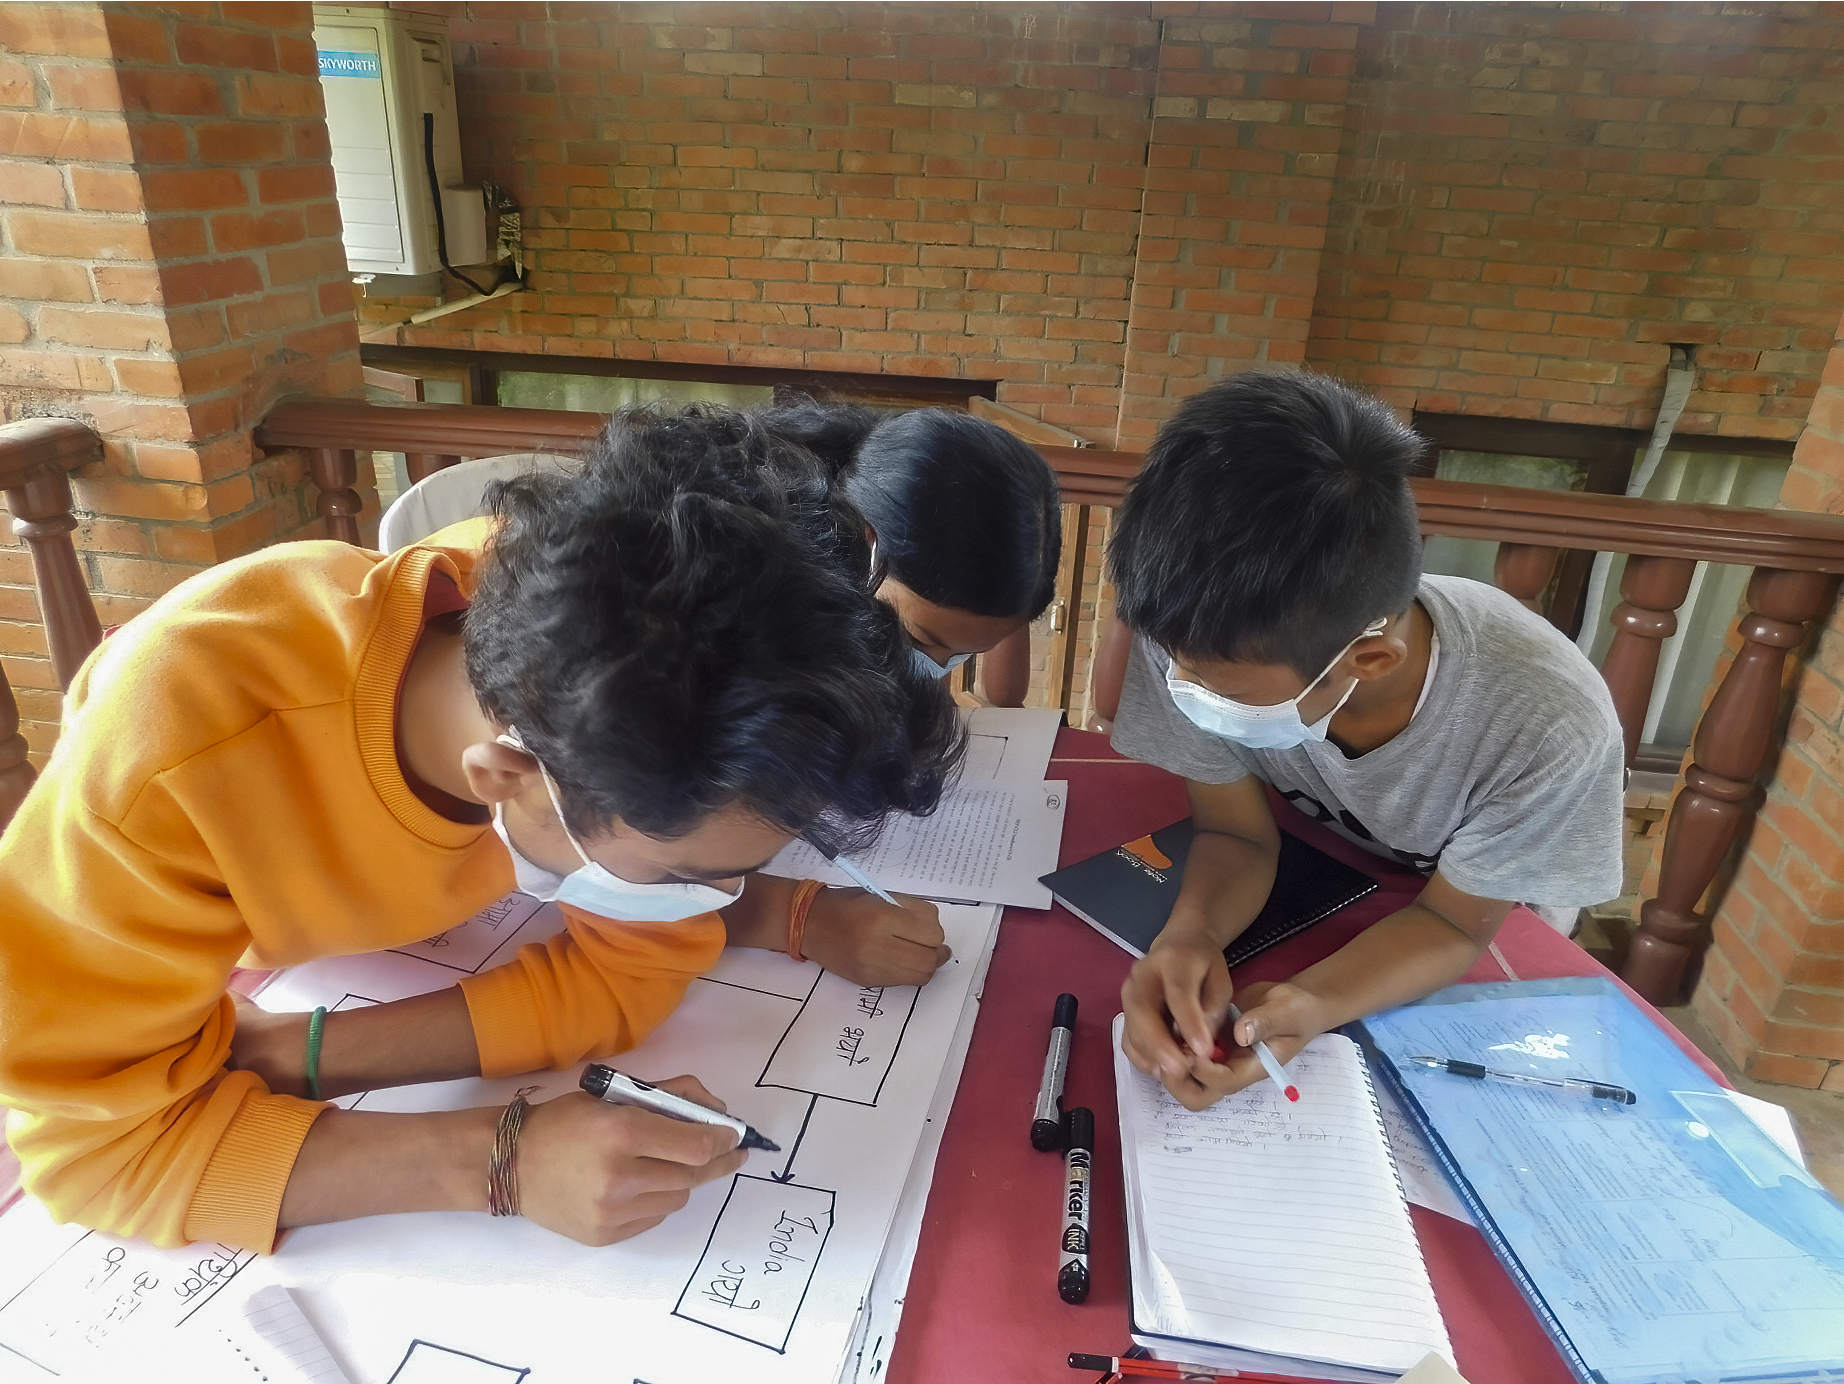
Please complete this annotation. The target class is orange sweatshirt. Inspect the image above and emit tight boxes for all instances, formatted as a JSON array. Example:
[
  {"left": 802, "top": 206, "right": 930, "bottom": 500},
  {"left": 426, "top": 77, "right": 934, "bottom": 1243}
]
[{"left": 0, "top": 522, "right": 724, "bottom": 1253}]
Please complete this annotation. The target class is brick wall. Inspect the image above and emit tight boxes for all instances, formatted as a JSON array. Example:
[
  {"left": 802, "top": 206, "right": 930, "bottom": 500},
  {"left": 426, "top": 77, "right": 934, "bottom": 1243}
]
[
  {"left": 370, "top": 1, "right": 1844, "bottom": 449},
  {"left": 1311, "top": 3, "right": 1844, "bottom": 438},
  {"left": 1693, "top": 309, "right": 1844, "bottom": 1091},
  {"left": 0, "top": 0, "right": 362, "bottom": 759}
]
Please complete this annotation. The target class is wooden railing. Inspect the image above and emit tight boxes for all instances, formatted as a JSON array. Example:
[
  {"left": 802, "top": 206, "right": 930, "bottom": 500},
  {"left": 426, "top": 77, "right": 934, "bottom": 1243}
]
[
  {"left": 5, "top": 399, "right": 1839, "bottom": 1010},
  {"left": 0, "top": 418, "right": 105, "bottom": 822}
]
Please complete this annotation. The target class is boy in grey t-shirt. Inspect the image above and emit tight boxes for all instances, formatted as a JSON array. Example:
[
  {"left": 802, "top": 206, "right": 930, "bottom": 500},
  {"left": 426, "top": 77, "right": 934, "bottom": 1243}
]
[{"left": 1108, "top": 372, "right": 1624, "bottom": 1112}]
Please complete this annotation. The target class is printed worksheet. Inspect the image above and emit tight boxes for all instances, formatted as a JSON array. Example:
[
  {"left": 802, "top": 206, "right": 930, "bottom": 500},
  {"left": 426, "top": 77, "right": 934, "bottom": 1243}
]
[
  {"left": 763, "top": 780, "right": 1066, "bottom": 909},
  {"left": 0, "top": 895, "right": 1003, "bottom": 1384}
]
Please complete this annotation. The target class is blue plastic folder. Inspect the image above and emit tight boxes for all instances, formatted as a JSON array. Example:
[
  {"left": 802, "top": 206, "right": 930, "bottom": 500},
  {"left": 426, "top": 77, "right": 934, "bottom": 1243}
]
[{"left": 1353, "top": 978, "right": 1844, "bottom": 1384}]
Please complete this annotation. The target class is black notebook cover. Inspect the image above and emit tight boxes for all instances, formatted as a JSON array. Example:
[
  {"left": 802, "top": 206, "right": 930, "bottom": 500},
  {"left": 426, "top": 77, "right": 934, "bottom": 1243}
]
[{"left": 1039, "top": 820, "right": 1379, "bottom": 967}]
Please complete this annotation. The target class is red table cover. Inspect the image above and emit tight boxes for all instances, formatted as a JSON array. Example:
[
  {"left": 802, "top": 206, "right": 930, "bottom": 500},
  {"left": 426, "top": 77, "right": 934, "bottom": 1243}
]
[{"left": 886, "top": 728, "right": 1722, "bottom": 1384}]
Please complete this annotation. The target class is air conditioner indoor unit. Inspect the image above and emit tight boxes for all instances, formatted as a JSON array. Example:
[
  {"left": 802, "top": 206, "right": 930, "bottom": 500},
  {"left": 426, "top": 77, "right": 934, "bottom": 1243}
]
[{"left": 312, "top": 5, "right": 490, "bottom": 278}]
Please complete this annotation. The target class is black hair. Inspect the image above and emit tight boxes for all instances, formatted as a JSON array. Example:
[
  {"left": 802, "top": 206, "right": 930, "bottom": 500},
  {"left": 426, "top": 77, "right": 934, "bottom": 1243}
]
[
  {"left": 1107, "top": 371, "right": 1424, "bottom": 677},
  {"left": 756, "top": 401, "right": 1062, "bottom": 621},
  {"left": 463, "top": 403, "right": 965, "bottom": 850}
]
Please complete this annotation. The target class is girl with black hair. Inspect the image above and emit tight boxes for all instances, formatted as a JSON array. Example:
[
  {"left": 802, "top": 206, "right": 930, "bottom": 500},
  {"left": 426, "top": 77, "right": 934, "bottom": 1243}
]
[{"left": 758, "top": 403, "right": 1063, "bottom": 687}]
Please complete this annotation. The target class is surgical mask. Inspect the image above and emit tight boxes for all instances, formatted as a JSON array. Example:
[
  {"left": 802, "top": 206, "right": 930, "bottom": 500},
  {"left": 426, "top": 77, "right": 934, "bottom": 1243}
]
[
  {"left": 1165, "top": 617, "right": 1388, "bottom": 751},
  {"left": 490, "top": 730, "right": 743, "bottom": 922},
  {"left": 911, "top": 645, "right": 972, "bottom": 681}
]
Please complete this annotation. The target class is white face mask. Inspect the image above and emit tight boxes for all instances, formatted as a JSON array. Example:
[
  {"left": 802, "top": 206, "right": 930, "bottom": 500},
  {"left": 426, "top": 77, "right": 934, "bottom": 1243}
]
[
  {"left": 911, "top": 645, "right": 972, "bottom": 681},
  {"left": 1165, "top": 618, "right": 1389, "bottom": 751},
  {"left": 490, "top": 730, "right": 743, "bottom": 922}
]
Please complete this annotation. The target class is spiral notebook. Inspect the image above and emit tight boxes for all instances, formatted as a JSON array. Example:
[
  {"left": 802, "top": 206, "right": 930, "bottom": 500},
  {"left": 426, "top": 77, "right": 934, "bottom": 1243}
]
[
  {"left": 1112, "top": 1015, "right": 1453, "bottom": 1383},
  {"left": 1044, "top": 823, "right": 1378, "bottom": 966}
]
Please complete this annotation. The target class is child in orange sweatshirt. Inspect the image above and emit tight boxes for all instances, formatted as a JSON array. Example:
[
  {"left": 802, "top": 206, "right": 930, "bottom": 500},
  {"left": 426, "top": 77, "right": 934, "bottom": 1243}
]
[{"left": 0, "top": 405, "right": 961, "bottom": 1254}]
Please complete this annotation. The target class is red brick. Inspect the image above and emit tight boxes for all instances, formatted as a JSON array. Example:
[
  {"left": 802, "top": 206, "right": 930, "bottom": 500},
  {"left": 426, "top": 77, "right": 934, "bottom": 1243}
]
[
  {"left": 69, "top": 167, "right": 141, "bottom": 213},
  {"left": 117, "top": 69, "right": 225, "bottom": 117},
  {"left": 195, "top": 121, "right": 286, "bottom": 164},
  {"left": 0, "top": 162, "right": 64, "bottom": 208},
  {"left": 0, "top": 6, "right": 112, "bottom": 58},
  {"left": 174, "top": 23, "right": 278, "bottom": 72},
  {"left": 142, "top": 168, "right": 248, "bottom": 212},
  {"left": 5, "top": 210, "right": 152, "bottom": 260}
]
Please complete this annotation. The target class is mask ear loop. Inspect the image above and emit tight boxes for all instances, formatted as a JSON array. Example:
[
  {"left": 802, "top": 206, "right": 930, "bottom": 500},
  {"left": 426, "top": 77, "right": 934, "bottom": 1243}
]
[{"left": 498, "top": 729, "right": 595, "bottom": 868}]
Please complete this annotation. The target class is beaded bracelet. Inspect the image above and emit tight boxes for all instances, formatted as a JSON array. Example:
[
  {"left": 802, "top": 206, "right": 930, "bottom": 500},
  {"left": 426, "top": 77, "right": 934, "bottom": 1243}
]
[
  {"left": 303, "top": 1006, "right": 327, "bottom": 1101},
  {"left": 786, "top": 878, "right": 824, "bottom": 963},
  {"left": 486, "top": 1086, "right": 540, "bottom": 1217}
]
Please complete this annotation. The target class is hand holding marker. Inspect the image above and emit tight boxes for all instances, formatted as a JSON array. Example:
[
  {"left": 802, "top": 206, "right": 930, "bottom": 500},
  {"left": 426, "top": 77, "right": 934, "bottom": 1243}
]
[{"left": 579, "top": 1064, "right": 779, "bottom": 1151}]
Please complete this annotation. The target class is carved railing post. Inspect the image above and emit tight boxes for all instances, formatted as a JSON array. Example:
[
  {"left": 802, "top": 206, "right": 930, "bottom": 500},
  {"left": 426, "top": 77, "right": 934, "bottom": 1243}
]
[
  {"left": 0, "top": 666, "right": 32, "bottom": 826},
  {"left": 307, "top": 447, "right": 363, "bottom": 545},
  {"left": 1492, "top": 542, "right": 1559, "bottom": 610},
  {"left": 4, "top": 465, "right": 104, "bottom": 691},
  {"left": 1599, "top": 554, "right": 1697, "bottom": 767},
  {"left": 1625, "top": 567, "right": 1840, "bottom": 1003}
]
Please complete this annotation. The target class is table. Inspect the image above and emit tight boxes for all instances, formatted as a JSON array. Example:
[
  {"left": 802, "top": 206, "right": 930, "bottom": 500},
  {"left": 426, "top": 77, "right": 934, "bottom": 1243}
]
[{"left": 886, "top": 727, "right": 1725, "bottom": 1384}]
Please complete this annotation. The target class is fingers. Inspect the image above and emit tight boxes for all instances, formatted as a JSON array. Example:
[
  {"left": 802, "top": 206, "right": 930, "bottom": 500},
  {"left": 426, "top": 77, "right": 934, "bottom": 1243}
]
[
  {"left": 649, "top": 1073, "right": 728, "bottom": 1116},
  {"left": 613, "top": 1105, "right": 743, "bottom": 1165},
  {"left": 887, "top": 895, "right": 945, "bottom": 950},
  {"left": 1120, "top": 962, "right": 1191, "bottom": 1084}
]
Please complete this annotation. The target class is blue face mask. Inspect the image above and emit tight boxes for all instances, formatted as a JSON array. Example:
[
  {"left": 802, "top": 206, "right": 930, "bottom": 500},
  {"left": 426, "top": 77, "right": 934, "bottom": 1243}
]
[
  {"left": 911, "top": 645, "right": 973, "bottom": 681},
  {"left": 1164, "top": 618, "right": 1388, "bottom": 751},
  {"left": 491, "top": 730, "right": 743, "bottom": 922}
]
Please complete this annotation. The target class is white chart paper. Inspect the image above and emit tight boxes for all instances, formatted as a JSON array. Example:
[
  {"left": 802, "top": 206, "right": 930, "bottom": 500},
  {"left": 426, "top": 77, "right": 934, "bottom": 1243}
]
[{"left": 0, "top": 897, "right": 1002, "bottom": 1384}]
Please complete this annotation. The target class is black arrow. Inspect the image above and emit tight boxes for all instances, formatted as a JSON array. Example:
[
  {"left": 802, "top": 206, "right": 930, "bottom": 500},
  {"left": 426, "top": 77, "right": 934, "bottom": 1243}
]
[{"left": 770, "top": 1093, "right": 820, "bottom": 1183}]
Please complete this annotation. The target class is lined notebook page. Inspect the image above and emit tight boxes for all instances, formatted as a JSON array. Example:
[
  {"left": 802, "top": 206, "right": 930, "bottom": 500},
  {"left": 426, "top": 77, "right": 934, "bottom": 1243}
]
[
  {"left": 1113, "top": 1017, "right": 1452, "bottom": 1375},
  {"left": 214, "top": 1285, "right": 354, "bottom": 1383}
]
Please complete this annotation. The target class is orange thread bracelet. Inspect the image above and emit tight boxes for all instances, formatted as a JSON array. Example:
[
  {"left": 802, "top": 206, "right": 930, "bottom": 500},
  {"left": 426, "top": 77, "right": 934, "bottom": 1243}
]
[{"left": 786, "top": 878, "right": 824, "bottom": 962}]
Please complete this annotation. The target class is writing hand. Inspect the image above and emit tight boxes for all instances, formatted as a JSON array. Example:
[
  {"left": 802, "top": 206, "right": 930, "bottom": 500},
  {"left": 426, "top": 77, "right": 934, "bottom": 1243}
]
[
  {"left": 1189, "top": 980, "right": 1325, "bottom": 1103},
  {"left": 517, "top": 1077, "right": 747, "bottom": 1246},
  {"left": 1119, "top": 928, "right": 1234, "bottom": 1110},
  {"left": 801, "top": 888, "right": 951, "bottom": 988}
]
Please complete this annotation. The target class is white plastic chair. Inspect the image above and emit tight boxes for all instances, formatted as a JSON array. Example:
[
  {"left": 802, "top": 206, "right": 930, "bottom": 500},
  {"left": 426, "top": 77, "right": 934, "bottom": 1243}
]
[{"left": 377, "top": 453, "right": 576, "bottom": 552}]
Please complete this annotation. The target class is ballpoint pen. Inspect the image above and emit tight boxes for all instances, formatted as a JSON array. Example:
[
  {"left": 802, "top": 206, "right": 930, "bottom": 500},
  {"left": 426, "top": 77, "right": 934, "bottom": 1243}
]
[
  {"left": 1409, "top": 1054, "right": 1637, "bottom": 1105},
  {"left": 1214, "top": 1003, "right": 1299, "bottom": 1103},
  {"left": 804, "top": 834, "right": 901, "bottom": 905}
]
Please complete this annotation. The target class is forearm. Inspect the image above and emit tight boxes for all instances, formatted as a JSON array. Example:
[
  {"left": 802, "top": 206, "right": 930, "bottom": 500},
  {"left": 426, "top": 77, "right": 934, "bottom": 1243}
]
[
  {"left": 1287, "top": 903, "right": 1488, "bottom": 1030},
  {"left": 1161, "top": 829, "right": 1278, "bottom": 950},
  {"left": 277, "top": 1104, "right": 497, "bottom": 1228},
  {"left": 721, "top": 872, "right": 794, "bottom": 951},
  {"left": 238, "top": 988, "right": 480, "bottom": 1101}
]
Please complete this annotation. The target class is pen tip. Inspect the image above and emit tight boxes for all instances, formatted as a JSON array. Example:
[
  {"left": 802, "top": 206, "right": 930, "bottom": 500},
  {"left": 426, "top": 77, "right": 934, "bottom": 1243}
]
[{"left": 1285, "top": 1086, "right": 1299, "bottom": 1102}]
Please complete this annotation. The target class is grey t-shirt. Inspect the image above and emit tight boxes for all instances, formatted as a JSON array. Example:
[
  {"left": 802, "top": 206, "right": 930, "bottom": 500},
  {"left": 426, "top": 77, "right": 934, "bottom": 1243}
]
[{"left": 1111, "top": 575, "right": 1625, "bottom": 907}]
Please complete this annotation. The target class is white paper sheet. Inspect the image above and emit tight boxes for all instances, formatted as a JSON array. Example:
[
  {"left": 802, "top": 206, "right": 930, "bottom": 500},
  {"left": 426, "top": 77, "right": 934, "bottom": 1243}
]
[
  {"left": 0, "top": 897, "right": 1003, "bottom": 1384},
  {"left": 958, "top": 706, "right": 1062, "bottom": 783},
  {"left": 762, "top": 780, "right": 1066, "bottom": 909}
]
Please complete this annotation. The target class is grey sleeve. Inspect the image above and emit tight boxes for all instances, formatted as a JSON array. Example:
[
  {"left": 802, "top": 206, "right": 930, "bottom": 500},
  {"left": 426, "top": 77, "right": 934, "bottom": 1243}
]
[
  {"left": 1435, "top": 721, "right": 1626, "bottom": 908},
  {"left": 1108, "top": 635, "right": 1256, "bottom": 785}
]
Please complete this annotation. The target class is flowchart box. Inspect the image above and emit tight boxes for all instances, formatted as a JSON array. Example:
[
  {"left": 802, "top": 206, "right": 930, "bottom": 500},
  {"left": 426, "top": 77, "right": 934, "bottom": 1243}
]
[
  {"left": 756, "top": 970, "right": 920, "bottom": 1105},
  {"left": 672, "top": 1176, "right": 835, "bottom": 1353}
]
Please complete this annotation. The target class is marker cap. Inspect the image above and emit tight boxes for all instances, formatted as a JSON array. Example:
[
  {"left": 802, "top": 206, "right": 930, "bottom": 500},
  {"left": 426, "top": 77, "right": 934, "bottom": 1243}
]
[
  {"left": 1064, "top": 1105, "right": 1094, "bottom": 1152},
  {"left": 1052, "top": 992, "right": 1078, "bottom": 1029}
]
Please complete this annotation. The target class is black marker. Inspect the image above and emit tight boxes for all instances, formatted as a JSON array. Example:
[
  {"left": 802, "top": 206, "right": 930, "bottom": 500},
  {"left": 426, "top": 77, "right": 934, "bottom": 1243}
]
[
  {"left": 1031, "top": 992, "right": 1079, "bottom": 1150},
  {"left": 580, "top": 1064, "right": 780, "bottom": 1150},
  {"left": 1058, "top": 1106, "right": 1093, "bottom": 1304}
]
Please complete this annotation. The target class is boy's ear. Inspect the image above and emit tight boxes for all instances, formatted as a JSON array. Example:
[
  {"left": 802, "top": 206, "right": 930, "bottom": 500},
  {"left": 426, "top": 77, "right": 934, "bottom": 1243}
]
[
  {"left": 1348, "top": 623, "right": 1410, "bottom": 683},
  {"left": 460, "top": 738, "right": 543, "bottom": 806}
]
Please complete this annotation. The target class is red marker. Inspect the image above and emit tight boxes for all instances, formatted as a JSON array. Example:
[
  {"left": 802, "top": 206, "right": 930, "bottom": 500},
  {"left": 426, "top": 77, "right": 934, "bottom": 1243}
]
[{"left": 1212, "top": 1004, "right": 1299, "bottom": 1103}]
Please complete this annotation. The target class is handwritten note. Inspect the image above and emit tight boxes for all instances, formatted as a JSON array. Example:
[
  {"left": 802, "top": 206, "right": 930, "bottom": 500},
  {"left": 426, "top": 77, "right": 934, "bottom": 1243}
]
[
  {"left": 673, "top": 1177, "right": 835, "bottom": 1352},
  {"left": 758, "top": 969, "right": 920, "bottom": 1105},
  {"left": 1116, "top": 1024, "right": 1452, "bottom": 1376},
  {"left": 1371, "top": 1078, "right": 1475, "bottom": 1226},
  {"left": 0, "top": 1204, "right": 253, "bottom": 1376},
  {"left": 388, "top": 894, "right": 544, "bottom": 975}
]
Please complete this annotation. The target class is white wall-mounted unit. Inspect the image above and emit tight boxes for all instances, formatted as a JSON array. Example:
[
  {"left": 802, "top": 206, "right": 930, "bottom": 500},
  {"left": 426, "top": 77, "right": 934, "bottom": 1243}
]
[{"left": 312, "top": 5, "right": 487, "bottom": 277}]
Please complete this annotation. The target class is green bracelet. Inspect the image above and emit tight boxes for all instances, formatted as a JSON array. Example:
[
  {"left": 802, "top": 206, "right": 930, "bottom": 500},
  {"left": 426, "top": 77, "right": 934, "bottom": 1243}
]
[{"left": 304, "top": 1006, "right": 327, "bottom": 1102}]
